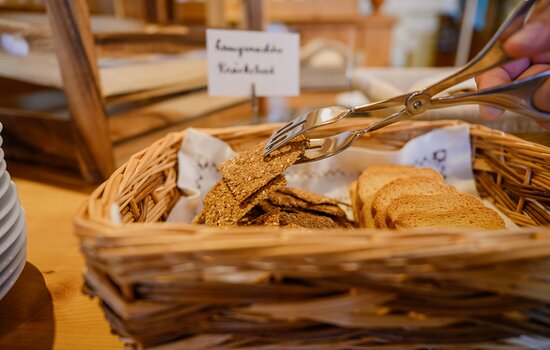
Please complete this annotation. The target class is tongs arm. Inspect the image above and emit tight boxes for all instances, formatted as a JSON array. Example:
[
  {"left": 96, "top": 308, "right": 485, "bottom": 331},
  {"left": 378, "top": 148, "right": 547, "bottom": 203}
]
[
  {"left": 424, "top": 0, "right": 538, "bottom": 97},
  {"left": 430, "top": 70, "right": 550, "bottom": 123},
  {"left": 348, "top": 93, "right": 413, "bottom": 133}
]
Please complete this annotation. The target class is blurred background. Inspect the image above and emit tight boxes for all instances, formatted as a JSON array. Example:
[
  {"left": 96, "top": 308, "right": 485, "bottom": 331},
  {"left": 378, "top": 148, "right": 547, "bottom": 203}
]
[
  {"left": 0, "top": 0, "right": 517, "bottom": 66},
  {"left": 0, "top": 0, "right": 520, "bottom": 65},
  {"left": 0, "top": 0, "right": 540, "bottom": 184}
]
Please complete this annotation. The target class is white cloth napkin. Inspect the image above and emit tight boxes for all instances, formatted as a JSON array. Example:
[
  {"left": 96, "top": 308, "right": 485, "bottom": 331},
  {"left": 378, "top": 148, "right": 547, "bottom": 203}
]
[{"left": 168, "top": 129, "right": 236, "bottom": 223}]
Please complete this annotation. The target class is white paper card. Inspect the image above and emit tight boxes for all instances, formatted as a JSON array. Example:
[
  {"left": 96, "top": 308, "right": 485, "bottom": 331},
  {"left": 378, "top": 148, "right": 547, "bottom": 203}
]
[{"left": 207, "top": 29, "right": 299, "bottom": 97}]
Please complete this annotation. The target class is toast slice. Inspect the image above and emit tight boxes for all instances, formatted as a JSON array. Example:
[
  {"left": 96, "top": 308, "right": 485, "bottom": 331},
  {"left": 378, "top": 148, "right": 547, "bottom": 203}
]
[
  {"left": 385, "top": 193, "right": 486, "bottom": 228},
  {"left": 356, "top": 165, "right": 443, "bottom": 228},
  {"left": 394, "top": 206, "right": 505, "bottom": 230},
  {"left": 372, "top": 176, "right": 453, "bottom": 228}
]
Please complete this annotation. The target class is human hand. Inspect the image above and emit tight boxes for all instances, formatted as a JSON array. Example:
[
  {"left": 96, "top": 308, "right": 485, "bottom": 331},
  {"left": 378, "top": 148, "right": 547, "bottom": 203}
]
[{"left": 475, "top": 0, "right": 550, "bottom": 128}]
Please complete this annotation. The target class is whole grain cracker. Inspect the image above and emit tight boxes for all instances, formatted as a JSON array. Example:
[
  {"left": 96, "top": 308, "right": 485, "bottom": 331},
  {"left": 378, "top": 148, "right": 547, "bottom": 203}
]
[
  {"left": 277, "top": 187, "right": 342, "bottom": 206},
  {"left": 249, "top": 209, "right": 281, "bottom": 226},
  {"left": 332, "top": 215, "right": 355, "bottom": 229},
  {"left": 202, "top": 175, "right": 287, "bottom": 227},
  {"left": 219, "top": 136, "right": 308, "bottom": 203},
  {"left": 279, "top": 211, "right": 340, "bottom": 229},
  {"left": 258, "top": 199, "right": 279, "bottom": 213},
  {"left": 238, "top": 206, "right": 265, "bottom": 226},
  {"left": 268, "top": 191, "right": 346, "bottom": 218}
]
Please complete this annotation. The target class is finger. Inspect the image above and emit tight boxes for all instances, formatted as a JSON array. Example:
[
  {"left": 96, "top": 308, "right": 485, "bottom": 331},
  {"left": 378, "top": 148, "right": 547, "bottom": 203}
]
[
  {"left": 475, "top": 67, "right": 511, "bottom": 120},
  {"left": 504, "top": 0, "right": 550, "bottom": 58},
  {"left": 475, "top": 67, "right": 512, "bottom": 89},
  {"left": 504, "top": 22, "right": 550, "bottom": 58},
  {"left": 516, "top": 63, "right": 550, "bottom": 80},
  {"left": 501, "top": 58, "right": 531, "bottom": 79}
]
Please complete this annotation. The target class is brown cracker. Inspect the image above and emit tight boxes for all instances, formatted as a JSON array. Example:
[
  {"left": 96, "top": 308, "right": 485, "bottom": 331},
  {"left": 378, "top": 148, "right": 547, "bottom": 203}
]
[
  {"left": 332, "top": 215, "right": 355, "bottom": 229},
  {"left": 258, "top": 199, "right": 279, "bottom": 213},
  {"left": 238, "top": 205, "right": 266, "bottom": 225},
  {"left": 279, "top": 211, "right": 340, "bottom": 229},
  {"left": 248, "top": 209, "right": 281, "bottom": 226},
  {"left": 268, "top": 191, "right": 347, "bottom": 218},
  {"left": 192, "top": 211, "right": 205, "bottom": 224},
  {"left": 202, "top": 175, "right": 287, "bottom": 227},
  {"left": 219, "top": 136, "right": 308, "bottom": 203},
  {"left": 277, "top": 187, "right": 341, "bottom": 206}
]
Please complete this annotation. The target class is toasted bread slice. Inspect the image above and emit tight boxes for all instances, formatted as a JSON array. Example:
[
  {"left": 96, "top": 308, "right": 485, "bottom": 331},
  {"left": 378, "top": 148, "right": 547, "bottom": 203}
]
[
  {"left": 394, "top": 206, "right": 505, "bottom": 230},
  {"left": 356, "top": 165, "right": 443, "bottom": 228},
  {"left": 372, "top": 176, "right": 453, "bottom": 228},
  {"left": 385, "top": 193, "right": 486, "bottom": 228}
]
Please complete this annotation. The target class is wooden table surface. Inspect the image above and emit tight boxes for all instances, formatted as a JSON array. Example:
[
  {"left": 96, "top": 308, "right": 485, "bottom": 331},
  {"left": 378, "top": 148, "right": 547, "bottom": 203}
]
[{"left": 0, "top": 178, "right": 122, "bottom": 350}]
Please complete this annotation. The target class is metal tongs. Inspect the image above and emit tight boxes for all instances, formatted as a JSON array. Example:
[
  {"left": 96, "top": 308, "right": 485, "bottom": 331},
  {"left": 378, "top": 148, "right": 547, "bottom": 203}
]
[{"left": 264, "top": 0, "right": 550, "bottom": 163}]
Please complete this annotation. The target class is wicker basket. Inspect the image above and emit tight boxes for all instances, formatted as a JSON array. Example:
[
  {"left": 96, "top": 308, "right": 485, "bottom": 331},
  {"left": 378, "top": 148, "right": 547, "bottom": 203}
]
[{"left": 74, "top": 118, "right": 550, "bottom": 349}]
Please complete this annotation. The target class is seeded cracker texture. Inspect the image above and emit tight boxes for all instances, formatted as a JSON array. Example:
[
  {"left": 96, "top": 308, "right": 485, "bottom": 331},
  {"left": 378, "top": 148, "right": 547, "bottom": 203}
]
[
  {"left": 257, "top": 199, "right": 280, "bottom": 213},
  {"left": 220, "top": 136, "right": 309, "bottom": 203},
  {"left": 202, "top": 175, "right": 287, "bottom": 227},
  {"left": 279, "top": 211, "right": 340, "bottom": 229},
  {"left": 248, "top": 209, "right": 281, "bottom": 226},
  {"left": 237, "top": 206, "right": 265, "bottom": 225},
  {"left": 245, "top": 187, "right": 354, "bottom": 228},
  {"left": 199, "top": 135, "right": 355, "bottom": 229},
  {"left": 277, "top": 187, "right": 341, "bottom": 206},
  {"left": 267, "top": 191, "right": 347, "bottom": 218}
]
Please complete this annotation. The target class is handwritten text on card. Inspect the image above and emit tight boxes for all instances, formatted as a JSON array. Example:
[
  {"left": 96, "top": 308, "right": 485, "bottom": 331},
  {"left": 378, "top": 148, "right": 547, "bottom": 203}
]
[{"left": 207, "top": 29, "right": 299, "bottom": 97}]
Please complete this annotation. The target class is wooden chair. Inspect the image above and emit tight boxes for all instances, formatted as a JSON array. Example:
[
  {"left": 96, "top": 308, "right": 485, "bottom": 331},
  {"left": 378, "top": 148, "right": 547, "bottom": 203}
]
[{"left": 0, "top": 0, "right": 249, "bottom": 184}]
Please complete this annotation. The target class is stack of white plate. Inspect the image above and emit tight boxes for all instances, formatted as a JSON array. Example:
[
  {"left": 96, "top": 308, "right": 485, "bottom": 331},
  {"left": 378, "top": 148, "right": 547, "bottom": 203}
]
[{"left": 0, "top": 128, "right": 26, "bottom": 301}]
